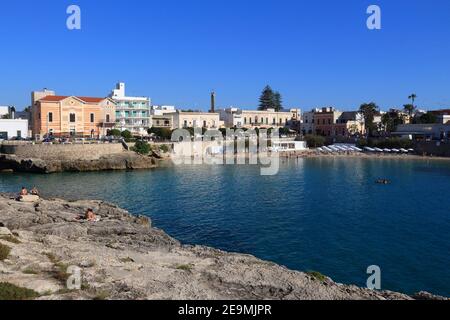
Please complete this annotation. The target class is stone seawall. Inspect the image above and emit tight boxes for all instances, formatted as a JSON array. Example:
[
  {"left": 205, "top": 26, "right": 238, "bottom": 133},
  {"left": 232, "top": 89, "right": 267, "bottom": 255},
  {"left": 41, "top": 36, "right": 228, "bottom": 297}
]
[
  {"left": 0, "top": 143, "right": 124, "bottom": 161},
  {"left": 0, "top": 143, "right": 157, "bottom": 173}
]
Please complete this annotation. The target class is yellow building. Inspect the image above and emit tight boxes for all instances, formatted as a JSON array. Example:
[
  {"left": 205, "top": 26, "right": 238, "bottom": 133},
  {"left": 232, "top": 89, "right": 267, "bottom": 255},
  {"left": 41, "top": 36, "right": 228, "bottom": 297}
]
[
  {"left": 31, "top": 91, "right": 116, "bottom": 139},
  {"left": 172, "top": 111, "right": 221, "bottom": 129}
]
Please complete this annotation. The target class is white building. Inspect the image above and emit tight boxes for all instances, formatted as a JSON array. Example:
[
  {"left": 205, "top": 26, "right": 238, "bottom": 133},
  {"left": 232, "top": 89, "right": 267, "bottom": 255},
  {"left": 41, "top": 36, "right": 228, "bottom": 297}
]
[
  {"left": 219, "top": 108, "right": 298, "bottom": 129},
  {"left": 151, "top": 105, "right": 176, "bottom": 116},
  {"left": 300, "top": 109, "right": 318, "bottom": 135},
  {"left": 269, "top": 139, "right": 308, "bottom": 152},
  {"left": 0, "top": 106, "right": 9, "bottom": 118},
  {"left": 109, "top": 82, "right": 151, "bottom": 135},
  {"left": 0, "top": 119, "right": 29, "bottom": 140},
  {"left": 219, "top": 108, "right": 243, "bottom": 127}
]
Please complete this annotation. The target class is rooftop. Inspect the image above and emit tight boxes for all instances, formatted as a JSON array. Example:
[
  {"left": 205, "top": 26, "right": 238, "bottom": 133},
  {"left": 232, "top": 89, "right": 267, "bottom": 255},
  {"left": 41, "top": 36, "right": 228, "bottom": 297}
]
[{"left": 38, "top": 96, "right": 108, "bottom": 104}]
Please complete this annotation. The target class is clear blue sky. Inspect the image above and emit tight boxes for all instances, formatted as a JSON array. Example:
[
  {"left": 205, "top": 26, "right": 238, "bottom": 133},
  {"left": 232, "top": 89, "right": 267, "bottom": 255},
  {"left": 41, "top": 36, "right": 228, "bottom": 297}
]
[{"left": 1, "top": 0, "right": 450, "bottom": 111}]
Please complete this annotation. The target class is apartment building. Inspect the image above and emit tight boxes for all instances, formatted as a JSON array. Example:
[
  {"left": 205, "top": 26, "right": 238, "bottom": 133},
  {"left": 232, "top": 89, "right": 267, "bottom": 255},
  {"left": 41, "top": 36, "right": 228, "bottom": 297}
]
[
  {"left": 300, "top": 109, "right": 320, "bottom": 135},
  {"left": 109, "top": 83, "right": 151, "bottom": 135},
  {"left": 314, "top": 108, "right": 343, "bottom": 136}
]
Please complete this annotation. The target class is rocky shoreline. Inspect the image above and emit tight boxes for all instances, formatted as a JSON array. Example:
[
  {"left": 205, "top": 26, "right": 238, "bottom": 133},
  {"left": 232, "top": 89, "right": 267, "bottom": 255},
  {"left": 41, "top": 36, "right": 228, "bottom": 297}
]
[
  {"left": 0, "top": 152, "right": 157, "bottom": 174},
  {"left": 0, "top": 194, "right": 447, "bottom": 300}
]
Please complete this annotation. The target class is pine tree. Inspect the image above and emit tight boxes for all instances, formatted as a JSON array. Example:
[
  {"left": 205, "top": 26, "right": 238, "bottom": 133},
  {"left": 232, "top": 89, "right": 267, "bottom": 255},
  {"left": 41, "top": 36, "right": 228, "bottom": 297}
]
[
  {"left": 273, "top": 91, "right": 282, "bottom": 112},
  {"left": 258, "top": 86, "right": 275, "bottom": 110}
]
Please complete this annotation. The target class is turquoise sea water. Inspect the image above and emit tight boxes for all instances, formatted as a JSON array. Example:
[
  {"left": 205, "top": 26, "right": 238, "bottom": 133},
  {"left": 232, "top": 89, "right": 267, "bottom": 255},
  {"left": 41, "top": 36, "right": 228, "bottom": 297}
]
[{"left": 1, "top": 158, "right": 449, "bottom": 296}]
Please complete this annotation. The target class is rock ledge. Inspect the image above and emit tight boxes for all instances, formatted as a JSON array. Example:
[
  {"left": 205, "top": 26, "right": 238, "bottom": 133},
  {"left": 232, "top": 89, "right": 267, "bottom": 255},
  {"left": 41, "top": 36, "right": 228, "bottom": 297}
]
[{"left": 0, "top": 194, "right": 446, "bottom": 300}]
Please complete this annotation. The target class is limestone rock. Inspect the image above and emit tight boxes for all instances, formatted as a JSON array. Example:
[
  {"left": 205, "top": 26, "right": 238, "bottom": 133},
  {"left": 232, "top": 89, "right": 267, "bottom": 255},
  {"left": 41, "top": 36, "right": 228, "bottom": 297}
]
[
  {"left": 0, "top": 227, "right": 12, "bottom": 236},
  {"left": 0, "top": 193, "right": 446, "bottom": 301}
]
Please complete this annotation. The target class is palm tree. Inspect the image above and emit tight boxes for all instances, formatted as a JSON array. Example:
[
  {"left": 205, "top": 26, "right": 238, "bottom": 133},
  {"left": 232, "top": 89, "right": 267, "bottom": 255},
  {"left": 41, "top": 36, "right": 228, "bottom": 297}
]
[
  {"left": 359, "top": 102, "right": 379, "bottom": 137},
  {"left": 403, "top": 104, "right": 417, "bottom": 118},
  {"left": 408, "top": 93, "right": 417, "bottom": 106}
]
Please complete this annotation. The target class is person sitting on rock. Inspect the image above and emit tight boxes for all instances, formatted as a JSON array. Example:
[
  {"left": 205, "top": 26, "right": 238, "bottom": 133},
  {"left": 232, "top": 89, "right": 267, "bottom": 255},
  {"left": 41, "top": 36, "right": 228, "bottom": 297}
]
[
  {"left": 31, "top": 187, "right": 40, "bottom": 196},
  {"left": 20, "top": 187, "right": 28, "bottom": 196}
]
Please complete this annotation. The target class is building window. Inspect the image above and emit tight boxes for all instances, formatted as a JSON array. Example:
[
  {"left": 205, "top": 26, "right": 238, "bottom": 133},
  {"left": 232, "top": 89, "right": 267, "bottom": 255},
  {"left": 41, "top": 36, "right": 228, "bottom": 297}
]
[
  {"left": 244, "top": 117, "right": 247, "bottom": 124},
  {"left": 203, "top": 120, "right": 207, "bottom": 128},
  {"left": 106, "top": 114, "right": 110, "bottom": 123},
  {"left": 17, "top": 130, "right": 22, "bottom": 138},
  {"left": 266, "top": 118, "right": 269, "bottom": 125},
  {"left": 184, "top": 120, "right": 188, "bottom": 128},
  {"left": 48, "top": 112, "right": 53, "bottom": 123},
  {"left": 90, "top": 113, "right": 95, "bottom": 123},
  {"left": 273, "top": 118, "right": 276, "bottom": 125},
  {"left": 70, "top": 113, "right": 76, "bottom": 123}
]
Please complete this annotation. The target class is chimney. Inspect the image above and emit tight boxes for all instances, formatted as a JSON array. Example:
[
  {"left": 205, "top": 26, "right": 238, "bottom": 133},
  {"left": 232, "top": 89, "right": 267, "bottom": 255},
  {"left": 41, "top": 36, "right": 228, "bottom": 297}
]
[
  {"left": 9, "top": 106, "right": 16, "bottom": 120},
  {"left": 210, "top": 91, "right": 216, "bottom": 113}
]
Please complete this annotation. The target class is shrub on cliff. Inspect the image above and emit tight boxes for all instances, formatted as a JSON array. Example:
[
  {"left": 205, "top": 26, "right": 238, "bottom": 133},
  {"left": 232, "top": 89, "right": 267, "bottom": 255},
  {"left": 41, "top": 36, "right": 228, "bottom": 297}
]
[
  {"left": 0, "top": 282, "right": 40, "bottom": 300},
  {"left": 133, "top": 141, "right": 151, "bottom": 155},
  {"left": 0, "top": 243, "right": 11, "bottom": 261},
  {"left": 159, "top": 145, "right": 169, "bottom": 153}
]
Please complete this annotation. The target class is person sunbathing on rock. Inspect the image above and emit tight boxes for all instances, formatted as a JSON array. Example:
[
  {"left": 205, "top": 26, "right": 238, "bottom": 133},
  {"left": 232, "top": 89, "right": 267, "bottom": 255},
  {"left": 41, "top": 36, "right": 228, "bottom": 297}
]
[
  {"left": 85, "top": 209, "right": 97, "bottom": 221},
  {"left": 20, "top": 187, "right": 28, "bottom": 196},
  {"left": 76, "top": 209, "right": 100, "bottom": 222}
]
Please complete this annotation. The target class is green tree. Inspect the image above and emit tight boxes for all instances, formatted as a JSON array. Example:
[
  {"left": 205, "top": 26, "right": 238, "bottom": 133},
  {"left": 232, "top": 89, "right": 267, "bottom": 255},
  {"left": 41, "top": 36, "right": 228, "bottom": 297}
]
[
  {"left": 414, "top": 112, "right": 437, "bottom": 124},
  {"left": 132, "top": 140, "right": 151, "bottom": 155},
  {"left": 304, "top": 135, "right": 326, "bottom": 148},
  {"left": 258, "top": 85, "right": 275, "bottom": 110},
  {"left": 381, "top": 111, "right": 405, "bottom": 134},
  {"left": 273, "top": 91, "right": 283, "bottom": 112},
  {"left": 279, "top": 127, "right": 291, "bottom": 136},
  {"left": 107, "top": 129, "right": 121, "bottom": 137},
  {"left": 148, "top": 127, "right": 172, "bottom": 140},
  {"left": 120, "top": 130, "right": 133, "bottom": 140},
  {"left": 359, "top": 102, "right": 379, "bottom": 137},
  {"left": 403, "top": 104, "right": 417, "bottom": 118}
]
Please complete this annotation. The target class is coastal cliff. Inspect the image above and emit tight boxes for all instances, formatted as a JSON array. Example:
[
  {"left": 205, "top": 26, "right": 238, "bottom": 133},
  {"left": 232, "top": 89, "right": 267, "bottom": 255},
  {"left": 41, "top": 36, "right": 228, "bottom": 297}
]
[
  {"left": 0, "top": 153, "right": 156, "bottom": 173},
  {"left": 0, "top": 194, "right": 446, "bottom": 300}
]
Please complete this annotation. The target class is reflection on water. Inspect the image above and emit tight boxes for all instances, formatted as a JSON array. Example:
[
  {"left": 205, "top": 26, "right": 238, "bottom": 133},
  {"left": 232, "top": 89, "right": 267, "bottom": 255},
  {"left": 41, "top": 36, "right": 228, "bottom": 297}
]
[{"left": 1, "top": 158, "right": 450, "bottom": 296}]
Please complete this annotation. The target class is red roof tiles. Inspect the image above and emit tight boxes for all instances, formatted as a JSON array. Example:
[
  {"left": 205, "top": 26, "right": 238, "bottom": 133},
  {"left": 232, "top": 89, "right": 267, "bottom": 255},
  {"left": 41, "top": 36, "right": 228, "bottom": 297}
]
[{"left": 39, "top": 95, "right": 107, "bottom": 104}]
